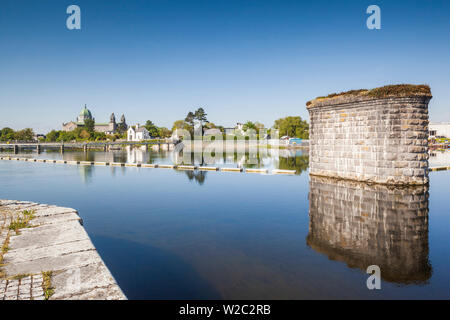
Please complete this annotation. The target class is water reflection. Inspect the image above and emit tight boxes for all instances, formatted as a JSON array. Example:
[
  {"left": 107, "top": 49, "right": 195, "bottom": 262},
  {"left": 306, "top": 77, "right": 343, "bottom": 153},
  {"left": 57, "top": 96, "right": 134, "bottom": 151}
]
[
  {"left": 307, "top": 175, "right": 431, "bottom": 284},
  {"left": 78, "top": 165, "right": 94, "bottom": 185},
  {"left": 1, "top": 147, "right": 310, "bottom": 177},
  {"left": 183, "top": 170, "right": 207, "bottom": 185}
]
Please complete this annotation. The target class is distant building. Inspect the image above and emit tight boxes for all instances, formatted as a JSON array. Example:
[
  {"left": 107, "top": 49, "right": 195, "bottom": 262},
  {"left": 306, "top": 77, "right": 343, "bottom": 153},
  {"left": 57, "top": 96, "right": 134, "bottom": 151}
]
[
  {"left": 34, "top": 134, "right": 46, "bottom": 141},
  {"left": 62, "top": 105, "right": 127, "bottom": 134},
  {"left": 429, "top": 122, "right": 450, "bottom": 138},
  {"left": 127, "top": 124, "right": 150, "bottom": 141}
]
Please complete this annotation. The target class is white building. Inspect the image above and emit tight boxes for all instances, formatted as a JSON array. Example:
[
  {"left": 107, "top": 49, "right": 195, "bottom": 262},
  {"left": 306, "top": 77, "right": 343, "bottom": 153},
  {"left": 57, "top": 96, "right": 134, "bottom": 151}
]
[
  {"left": 127, "top": 124, "right": 150, "bottom": 141},
  {"left": 429, "top": 122, "right": 450, "bottom": 138}
]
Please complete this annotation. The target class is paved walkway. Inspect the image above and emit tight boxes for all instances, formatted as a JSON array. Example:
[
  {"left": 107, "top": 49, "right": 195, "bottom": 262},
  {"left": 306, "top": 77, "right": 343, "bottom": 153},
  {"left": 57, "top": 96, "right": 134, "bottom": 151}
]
[
  {"left": 0, "top": 275, "right": 45, "bottom": 300},
  {"left": 0, "top": 200, "right": 126, "bottom": 300}
]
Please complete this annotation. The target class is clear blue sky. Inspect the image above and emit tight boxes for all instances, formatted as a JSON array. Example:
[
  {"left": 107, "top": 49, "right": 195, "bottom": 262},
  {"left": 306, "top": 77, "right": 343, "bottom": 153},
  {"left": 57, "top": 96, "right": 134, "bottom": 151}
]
[{"left": 1, "top": 0, "right": 449, "bottom": 133}]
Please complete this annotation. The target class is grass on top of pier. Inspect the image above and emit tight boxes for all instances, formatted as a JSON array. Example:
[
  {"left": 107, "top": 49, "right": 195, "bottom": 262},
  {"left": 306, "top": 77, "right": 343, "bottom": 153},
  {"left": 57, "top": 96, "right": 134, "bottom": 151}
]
[
  {"left": 0, "top": 230, "right": 11, "bottom": 278},
  {"left": 8, "top": 209, "right": 36, "bottom": 235},
  {"left": 306, "top": 84, "right": 432, "bottom": 106},
  {"left": 42, "top": 271, "right": 54, "bottom": 300}
]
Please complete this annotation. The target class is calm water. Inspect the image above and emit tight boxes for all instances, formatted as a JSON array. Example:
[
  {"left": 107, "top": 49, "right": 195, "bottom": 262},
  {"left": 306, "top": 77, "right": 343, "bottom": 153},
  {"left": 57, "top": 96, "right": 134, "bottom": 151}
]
[{"left": 1, "top": 149, "right": 450, "bottom": 299}]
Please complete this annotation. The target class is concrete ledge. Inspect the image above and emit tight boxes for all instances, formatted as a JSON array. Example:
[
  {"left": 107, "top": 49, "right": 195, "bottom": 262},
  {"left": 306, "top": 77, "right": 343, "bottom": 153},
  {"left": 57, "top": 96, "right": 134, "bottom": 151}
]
[
  {"left": 272, "top": 169, "right": 297, "bottom": 175},
  {"left": 158, "top": 164, "right": 176, "bottom": 169},
  {"left": 221, "top": 167, "right": 243, "bottom": 172},
  {"left": 0, "top": 158, "right": 304, "bottom": 179},
  {"left": 198, "top": 166, "right": 219, "bottom": 171},
  {"left": 125, "top": 163, "right": 141, "bottom": 167},
  {"left": 80, "top": 161, "right": 94, "bottom": 166},
  {"left": 245, "top": 168, "right": 268, "bottom": 174},
  {"left": 94, "top": 162, "right": 109, "bottom": 166},
  {"left": 110, "top": 162, "right": 125, "bottom": 166},
  {"left": 177, "top": 165, "right": 197, "bottom": 170},
  {"left": 141, "top": 164, "right": 158, "bottom": 168}
]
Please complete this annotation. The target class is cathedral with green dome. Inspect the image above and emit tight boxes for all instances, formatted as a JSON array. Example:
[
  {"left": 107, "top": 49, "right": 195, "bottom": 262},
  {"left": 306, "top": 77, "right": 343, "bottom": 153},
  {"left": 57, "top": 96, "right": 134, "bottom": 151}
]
[{"left": 62, "top": 105, "right": 127, "bottom": 134}]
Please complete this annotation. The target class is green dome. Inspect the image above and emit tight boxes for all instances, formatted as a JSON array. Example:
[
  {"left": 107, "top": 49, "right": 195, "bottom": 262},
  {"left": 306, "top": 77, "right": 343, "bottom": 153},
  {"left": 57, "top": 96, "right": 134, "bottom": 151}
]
[{"left": 79, "top": 105, "right": 92, "bottom": 118}]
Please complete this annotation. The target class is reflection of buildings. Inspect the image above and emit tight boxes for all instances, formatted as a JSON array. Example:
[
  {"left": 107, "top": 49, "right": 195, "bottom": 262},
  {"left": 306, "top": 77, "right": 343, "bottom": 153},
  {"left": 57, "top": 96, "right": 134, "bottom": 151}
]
[
  {"left": 61, "top": 150, "right": 127, "bottom": 163},
  {"left": 126, "top": 146, "right": 150, "bottom": 163},
  {"left": 429, "top": 150, "right": 450, "bottom": 167},
  {"left": 307, "top": 176, "right": 431, "bottom": 284},
  {"left": 78, "top": 164, "right": 93, "bottom": 184}
]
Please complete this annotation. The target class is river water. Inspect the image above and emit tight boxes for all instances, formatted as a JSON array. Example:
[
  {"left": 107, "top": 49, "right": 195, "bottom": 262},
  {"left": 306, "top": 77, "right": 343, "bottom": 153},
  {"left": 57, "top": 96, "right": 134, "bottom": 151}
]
[{"left": 1, "top": 148, "right": 449, "bottom": 299}]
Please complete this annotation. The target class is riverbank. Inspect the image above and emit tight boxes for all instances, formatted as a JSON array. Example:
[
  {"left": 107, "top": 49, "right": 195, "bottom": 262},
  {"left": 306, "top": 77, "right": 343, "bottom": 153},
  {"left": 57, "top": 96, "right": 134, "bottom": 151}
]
[{"left": 0, "top": 200, "right": 126, "bottom": 300}]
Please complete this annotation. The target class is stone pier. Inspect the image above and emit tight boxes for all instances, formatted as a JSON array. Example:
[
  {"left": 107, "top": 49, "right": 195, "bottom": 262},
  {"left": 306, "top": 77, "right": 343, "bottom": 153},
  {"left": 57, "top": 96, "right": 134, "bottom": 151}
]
[
  {"left": 0, "top": 200, "right": 126, "bottom": 300},
  {"left": 306, "top": 84, "right": 432, "bottom": 185}
]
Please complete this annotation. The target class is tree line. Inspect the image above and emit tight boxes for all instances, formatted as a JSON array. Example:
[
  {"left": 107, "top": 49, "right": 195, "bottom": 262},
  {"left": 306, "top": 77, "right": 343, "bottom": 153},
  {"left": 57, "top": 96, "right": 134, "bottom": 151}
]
[
  {"left": 170, "top": 107, "right": 309, "bottom": 139},
  {"left": 1, "top": 108, "right": 309, "bottom": 142},
  {"left": 0, "top": 128, "right": 35, "bottom": 141}
]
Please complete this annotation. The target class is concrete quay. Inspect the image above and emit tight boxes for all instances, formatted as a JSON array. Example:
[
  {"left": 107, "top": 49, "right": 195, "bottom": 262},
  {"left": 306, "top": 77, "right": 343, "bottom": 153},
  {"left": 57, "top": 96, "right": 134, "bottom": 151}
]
[{"left": 0, "top": 200, "right": 126, "bottom": 300}]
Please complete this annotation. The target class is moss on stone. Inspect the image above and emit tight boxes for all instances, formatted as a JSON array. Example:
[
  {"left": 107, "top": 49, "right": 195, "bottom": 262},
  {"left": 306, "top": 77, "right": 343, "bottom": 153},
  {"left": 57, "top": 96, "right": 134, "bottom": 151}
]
[{"left": 306, "top": 84, "right": 432, "bottom": 106}]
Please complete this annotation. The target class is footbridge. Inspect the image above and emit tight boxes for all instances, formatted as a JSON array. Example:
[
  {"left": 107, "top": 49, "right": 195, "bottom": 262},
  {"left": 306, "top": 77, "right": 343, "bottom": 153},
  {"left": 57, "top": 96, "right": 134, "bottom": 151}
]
[{"left": 0, "top": 140, "right": 178, "bottom": 153}]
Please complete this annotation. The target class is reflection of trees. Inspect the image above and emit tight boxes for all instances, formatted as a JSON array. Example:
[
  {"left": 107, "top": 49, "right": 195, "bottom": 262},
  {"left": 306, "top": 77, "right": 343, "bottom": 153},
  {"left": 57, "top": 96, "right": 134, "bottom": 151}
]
[
  {"left": 278, "top": 155, "right": 309, "bottom": 174},
  {"left": 307, "top": 175, "right": 431, "bottom": 284},
  {"left": 78, "top": 165, "right": 93, "bottom": 185},
  {"left": 184, "top": 170, "right": 207, "bottom": 185}
]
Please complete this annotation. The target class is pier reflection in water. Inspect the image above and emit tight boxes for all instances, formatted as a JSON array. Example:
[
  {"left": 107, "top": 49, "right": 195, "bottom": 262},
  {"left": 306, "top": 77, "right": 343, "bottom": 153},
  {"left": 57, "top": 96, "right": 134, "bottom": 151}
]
[
  {"left": 1, "top": 146, "right": 309, "bottom": 176},
  {"left": 307, "top": 176, "right": 431, "bottom": 284}
]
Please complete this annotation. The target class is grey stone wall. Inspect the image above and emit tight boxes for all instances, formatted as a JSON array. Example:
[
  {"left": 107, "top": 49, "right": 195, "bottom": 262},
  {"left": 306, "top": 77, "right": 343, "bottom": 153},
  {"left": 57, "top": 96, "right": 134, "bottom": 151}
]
[
  {"left": 307, "top": 176, "right": 431, "bottom": 284},
  {"left": 307, "top": 96, "right": 431, "bottom": 185}
]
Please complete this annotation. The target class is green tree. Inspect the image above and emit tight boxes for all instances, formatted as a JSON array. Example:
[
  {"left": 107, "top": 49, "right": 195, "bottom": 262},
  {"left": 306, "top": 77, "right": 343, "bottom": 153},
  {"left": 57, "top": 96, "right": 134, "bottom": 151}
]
[
  {"left": 185, "top": 112, "right": 195, "bottom": 127},
  {"left": 158, "top": 127, "right": 172, "bottom": 138},
  {"left": 204, "top": 122, "right": 217, "bottom": 130},
  {"left": 273, "top": 116, "right": 309, "bottom": 139},
  {"left": 194, "top": 107, "right": 208, "bottom": 125},
  {"left": 144, "top": 120, "right": 160, "bottom": 137},
  {"left": 84, "top": 118, "right": 95, "bottom": 134},
  {"left": 0, "top": 127, "right": 15, "bottom": 141},
  {"left": 242, "top": 121, "right": 257, "bottom": 132},
  {"left": 14, "top": 128, "right": 35, "bottom": 141},
  {"left": 172, "top": 120, "right": 186, "bottom": 131},
  {"left": 79, "top": 129, "right": 91, "bottom": 140},
  {"left": 173, "top": 119, "right": 193, "bottom": 136},
  {"left": 45, "top": 130, "right": 60, "bottom": 142}
]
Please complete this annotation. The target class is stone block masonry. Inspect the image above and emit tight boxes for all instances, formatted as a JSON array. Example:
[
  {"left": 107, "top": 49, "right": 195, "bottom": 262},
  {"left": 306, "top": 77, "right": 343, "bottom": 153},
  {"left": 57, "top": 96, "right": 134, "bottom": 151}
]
[
  {"left": 306, "top": 85, "right": 432, "bottom": 185},
  {"left": 0, "top": 200, "right": 126, "bottom": 300}
]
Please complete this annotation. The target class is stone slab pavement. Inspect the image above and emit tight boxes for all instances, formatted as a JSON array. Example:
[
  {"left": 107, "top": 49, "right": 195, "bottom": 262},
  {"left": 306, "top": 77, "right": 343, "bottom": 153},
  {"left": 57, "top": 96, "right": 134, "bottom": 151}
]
[{"left": 0, "top": 200, "right": 126, "bottom": 300}]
